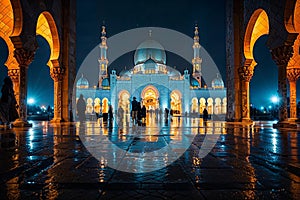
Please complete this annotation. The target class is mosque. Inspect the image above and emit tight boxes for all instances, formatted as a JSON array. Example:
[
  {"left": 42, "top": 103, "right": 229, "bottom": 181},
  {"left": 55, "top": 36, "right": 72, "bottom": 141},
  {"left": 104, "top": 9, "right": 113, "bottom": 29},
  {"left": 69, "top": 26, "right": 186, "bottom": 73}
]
[{"left": 75, "top": 26, "right": 226, "bottom": 120}]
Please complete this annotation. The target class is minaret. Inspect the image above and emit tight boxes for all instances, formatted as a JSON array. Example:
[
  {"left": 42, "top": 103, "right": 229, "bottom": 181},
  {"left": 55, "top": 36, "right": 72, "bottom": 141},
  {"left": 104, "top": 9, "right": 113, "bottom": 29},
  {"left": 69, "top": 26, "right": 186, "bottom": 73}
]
[
  {"left": 192, "top": 25, "right": 202, "bottom": 88},
  {"left": 98, "top": 25, "right": 108, "bottom": 88}
]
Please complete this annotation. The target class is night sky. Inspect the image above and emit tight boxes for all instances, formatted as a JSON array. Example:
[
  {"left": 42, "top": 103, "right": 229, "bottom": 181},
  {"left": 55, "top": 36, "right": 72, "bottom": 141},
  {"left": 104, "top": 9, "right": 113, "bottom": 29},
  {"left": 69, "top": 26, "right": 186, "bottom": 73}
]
[{"left": 0, "top": 0, "right": 291, "bottom": 108}]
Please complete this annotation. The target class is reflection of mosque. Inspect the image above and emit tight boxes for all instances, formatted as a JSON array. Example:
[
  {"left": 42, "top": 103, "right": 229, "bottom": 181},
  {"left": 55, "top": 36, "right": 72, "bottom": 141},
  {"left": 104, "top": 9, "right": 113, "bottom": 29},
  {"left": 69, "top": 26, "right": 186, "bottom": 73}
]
[{"left": 76, "top": 26, "right": 226, "bottom": 119}]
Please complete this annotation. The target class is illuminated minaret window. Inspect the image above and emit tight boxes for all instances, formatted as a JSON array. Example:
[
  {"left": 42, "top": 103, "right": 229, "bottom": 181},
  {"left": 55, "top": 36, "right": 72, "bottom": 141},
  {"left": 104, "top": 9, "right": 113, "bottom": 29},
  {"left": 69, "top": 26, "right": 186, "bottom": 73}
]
[
  {"left": 98, "top": 25, "right": 108, "bottom": 88},
  {"left": 192, "top": 25, "right": 202, "bottom": 88}
]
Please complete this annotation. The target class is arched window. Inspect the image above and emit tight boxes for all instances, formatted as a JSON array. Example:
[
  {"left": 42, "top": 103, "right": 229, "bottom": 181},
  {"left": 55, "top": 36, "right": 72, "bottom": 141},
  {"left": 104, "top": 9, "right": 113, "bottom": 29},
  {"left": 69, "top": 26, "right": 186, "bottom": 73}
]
[
  {"left": 214, "top": 98, "right": 221, "bottom": 114},
  {"left": 86, "top": 98, "right": 93, "bottom": 114},
  {"left": 199, "top": 98, "right": 206, "bottom": 114},
  {"left": 191, "top": 98, "right": 198, "bottom": 113},
  {"left": 207, "top": 98, "right": 213, "bottom": 114},
  {"left": 94, "top": 98, "right": 101, "bottom": 113}
]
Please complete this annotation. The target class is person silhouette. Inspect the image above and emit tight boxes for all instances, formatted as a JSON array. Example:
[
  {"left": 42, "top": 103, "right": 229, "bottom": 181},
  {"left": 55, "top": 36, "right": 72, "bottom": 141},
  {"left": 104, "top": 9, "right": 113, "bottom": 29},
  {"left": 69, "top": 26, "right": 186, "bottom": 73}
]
[
  {"left": 203, "top": 107, "right": 208, "bottom": 126},
  {"left": 76, "top": 94, "right": 86, "bottom": 123},
  {"left": 0, "top": 77, "right": 19, "bottom": 126},
  {"left": 108, "top": 104, "right": 113, "bottom": 127},
  {"left": 131, "top": 97, "right": 139, "bottom": 124}
]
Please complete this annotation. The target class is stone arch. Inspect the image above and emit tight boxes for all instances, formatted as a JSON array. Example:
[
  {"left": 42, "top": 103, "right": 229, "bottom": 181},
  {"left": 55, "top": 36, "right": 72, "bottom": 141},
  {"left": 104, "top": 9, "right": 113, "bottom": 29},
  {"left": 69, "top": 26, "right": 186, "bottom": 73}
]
[
  {"left": 284, "top": 0, "right": 298, "bottom": 33},
  {"left": 141, "top": 85, "right": 159, "bottom": 110},
  {"left": 141, "top": 85, "right": 160, "bottom": 99},
  {"left": 244, "top": 9, "right": 269, "bottom": 66},
  {"left": 284, "top": 1, "right": 300, "bottom": 68},
  {"left": 285, "top": 0, "right": 300, "bottom": 120},
  {"left": 238, "top": 9, "right": 270, "bottom": 122},
  {"left": 36, "top": 11, "right": 60, "bottom": 68},
  {"left": 0, "top": 0, "right": 22, "bottom": 70}
]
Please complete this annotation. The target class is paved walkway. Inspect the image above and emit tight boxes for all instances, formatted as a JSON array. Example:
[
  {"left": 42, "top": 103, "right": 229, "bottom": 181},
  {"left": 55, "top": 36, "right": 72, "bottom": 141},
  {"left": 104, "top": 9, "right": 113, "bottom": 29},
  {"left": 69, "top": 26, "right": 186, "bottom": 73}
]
[{"left": 0, "top": 118, "right": 299, "bottom": 199}]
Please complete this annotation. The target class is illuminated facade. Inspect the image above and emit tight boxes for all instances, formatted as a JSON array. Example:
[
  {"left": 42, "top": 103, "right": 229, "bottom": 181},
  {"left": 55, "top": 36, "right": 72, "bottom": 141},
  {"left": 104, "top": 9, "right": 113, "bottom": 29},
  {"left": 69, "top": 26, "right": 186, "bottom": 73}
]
[{"left": 76, "top": 26, "right": 226, "bottom": 118}]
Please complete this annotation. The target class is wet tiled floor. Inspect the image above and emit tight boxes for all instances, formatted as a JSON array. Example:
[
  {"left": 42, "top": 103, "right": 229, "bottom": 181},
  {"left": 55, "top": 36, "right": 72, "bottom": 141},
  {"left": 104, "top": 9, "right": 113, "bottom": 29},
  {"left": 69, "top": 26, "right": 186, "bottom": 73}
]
[{"left": 0, "top": 117, "right": 299, "bottom": 199}]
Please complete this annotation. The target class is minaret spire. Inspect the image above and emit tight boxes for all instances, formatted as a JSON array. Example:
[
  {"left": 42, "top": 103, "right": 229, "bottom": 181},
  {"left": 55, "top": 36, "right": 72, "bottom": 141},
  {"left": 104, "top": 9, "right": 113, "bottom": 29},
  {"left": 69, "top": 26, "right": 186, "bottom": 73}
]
[
  {"left": 98, "top": 25, "right": 109, "bottom": 88},
  {"left": 192, "top": 24, "right": 202, "bottom": 88}
]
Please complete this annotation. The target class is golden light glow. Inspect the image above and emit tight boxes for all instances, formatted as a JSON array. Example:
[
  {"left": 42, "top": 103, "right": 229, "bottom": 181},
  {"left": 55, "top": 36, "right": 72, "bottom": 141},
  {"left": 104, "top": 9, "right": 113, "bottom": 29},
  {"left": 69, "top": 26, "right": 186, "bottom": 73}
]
[
  {"left": 36, "top": 12, "right": 60, "bottom": 68},
  {"left": 118, "top": 90, "right": 130, "bottom": 113},
  {"left": 0, "top": 0, "right": 21, "bottom": 69},
  {"left": 170, "top": 90, "right": 182, "bottom": 115},
  {"left": 286, "top": 0, "right": 300, "bottom": 68},
  {"left": 102, "top": 98, "right": 109, "bottom": 113},
  {"left": 141, "top": 85, "right": 159, "bottom": 110},
  {"left": 244, "top": 9, "right": 269, "bottom": 63}
]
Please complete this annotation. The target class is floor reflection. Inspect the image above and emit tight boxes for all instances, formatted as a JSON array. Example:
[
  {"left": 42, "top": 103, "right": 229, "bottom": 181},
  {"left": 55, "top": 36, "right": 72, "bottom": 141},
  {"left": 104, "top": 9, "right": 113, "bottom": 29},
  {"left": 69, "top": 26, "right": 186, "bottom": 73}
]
[{"left": 0, "top": 120, "right": 299, "bottom": 199}]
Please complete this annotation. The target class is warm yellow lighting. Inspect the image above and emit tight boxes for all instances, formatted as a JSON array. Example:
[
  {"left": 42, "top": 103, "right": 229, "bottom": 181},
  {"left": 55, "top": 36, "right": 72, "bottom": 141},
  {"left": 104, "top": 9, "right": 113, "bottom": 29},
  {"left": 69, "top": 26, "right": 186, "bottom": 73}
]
[
  {"left": 36, "top": 12, "right": 60, "bottom": 68},
  {"left": 0, "top": 0, "right": 21, "bottom": 69},
  {"left": 244, "top": 9, "right": 269, "bottom": 61}
]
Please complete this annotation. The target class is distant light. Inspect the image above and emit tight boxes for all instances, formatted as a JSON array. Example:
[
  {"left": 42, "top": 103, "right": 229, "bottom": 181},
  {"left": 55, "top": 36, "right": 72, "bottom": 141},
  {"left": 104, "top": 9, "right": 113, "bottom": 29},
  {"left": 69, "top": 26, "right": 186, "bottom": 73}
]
[
  {"left": 260, "top": 106, "right": 264, "bottom": 110},
  {"left": 28, "top": 98, "right": 35, "bottom": 105},
  {"left": 268, "top": 105, "right": 272, "bottom": 109},
  {"left": 271, "top": 96, "right": 279, "bottom": 103}
]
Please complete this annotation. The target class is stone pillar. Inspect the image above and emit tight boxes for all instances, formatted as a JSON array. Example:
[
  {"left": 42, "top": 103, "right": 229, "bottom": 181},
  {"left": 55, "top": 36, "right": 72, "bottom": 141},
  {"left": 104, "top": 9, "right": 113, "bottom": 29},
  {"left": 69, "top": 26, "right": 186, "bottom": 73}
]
[
  {"left": 7, "top": 69, "right": 20, "bottom": 106},
  {"left": 50, "top": 62, "right": 65, "bottom": 123},
  {"left": 238, "top": 59, "right": 254, "bottom": 123},
  {"left": 271, "top": 45, "right": 293, "bottom": 122},
  {"left": 287, "top": 68, "right": 300, "bottom": 121},
  {"left": 12, "top": 48, "right": 34, "bottom": 127}
]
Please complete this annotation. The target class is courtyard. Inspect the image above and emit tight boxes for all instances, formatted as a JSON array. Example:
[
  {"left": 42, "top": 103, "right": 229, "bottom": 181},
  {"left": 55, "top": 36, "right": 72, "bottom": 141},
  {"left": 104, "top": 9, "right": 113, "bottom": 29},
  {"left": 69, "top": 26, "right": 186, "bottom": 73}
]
[{"left": 0, "top": 118, "right": 299, "bottom": 199}]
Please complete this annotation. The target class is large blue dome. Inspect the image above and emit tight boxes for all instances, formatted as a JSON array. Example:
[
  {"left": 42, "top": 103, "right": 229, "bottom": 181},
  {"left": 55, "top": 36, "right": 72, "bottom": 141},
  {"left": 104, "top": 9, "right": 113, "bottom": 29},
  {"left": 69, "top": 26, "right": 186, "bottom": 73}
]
[{"left": 134, "top": 39, "right": 166, "bottom": 65}]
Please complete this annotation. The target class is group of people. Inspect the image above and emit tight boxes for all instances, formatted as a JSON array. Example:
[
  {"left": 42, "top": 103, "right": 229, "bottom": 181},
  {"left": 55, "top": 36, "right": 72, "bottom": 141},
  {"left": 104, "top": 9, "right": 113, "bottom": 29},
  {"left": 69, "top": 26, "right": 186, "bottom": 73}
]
[
  {"left": 131, "top": 97, "right": 147, "bottom": 126},
  {"left": 76, "top": 94, "right": 210, "bottom": 128},
  {"left": 0, "top": 77, "right": 19, "bottom": 126},
  {"left": 76, "top": 94, "right": 113, "bottom": 126}
]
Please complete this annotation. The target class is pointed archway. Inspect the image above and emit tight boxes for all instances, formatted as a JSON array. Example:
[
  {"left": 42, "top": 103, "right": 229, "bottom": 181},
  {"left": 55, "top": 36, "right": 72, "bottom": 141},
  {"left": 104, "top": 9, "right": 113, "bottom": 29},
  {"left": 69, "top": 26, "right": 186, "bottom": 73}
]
[
  {"left": 170, "top": 90, "right": 182, "bottom": 116},
  {"left": 285, "top": 0, "right": 300, "bottom": 121},
  {"left": 0, "top": 0, "right": 22, "bottom": 106},
  {"left": 240, "top": 9, "right": 270, "bottom": 122},
  {"left": 141, "top": 85, "right": 159, "bottom": 111},
  {"left": 36, "top": 11, "right": 62, "bottom": 122}
]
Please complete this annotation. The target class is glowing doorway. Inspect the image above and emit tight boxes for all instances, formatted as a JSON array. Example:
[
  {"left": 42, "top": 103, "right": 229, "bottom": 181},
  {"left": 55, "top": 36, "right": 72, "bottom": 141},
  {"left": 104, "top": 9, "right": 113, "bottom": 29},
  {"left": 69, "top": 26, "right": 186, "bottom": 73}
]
[{"left": 141, "top": 85, "right": 159, "bottom": 111}]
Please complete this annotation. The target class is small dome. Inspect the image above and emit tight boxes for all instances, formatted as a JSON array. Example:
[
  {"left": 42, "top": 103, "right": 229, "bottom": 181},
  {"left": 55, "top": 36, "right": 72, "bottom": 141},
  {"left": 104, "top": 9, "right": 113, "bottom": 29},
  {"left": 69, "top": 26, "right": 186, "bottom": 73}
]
[
  {"left": 191, "top": 77, "right": 200, "bottom": 87},
  {"left": 102, "top": 78, "right": 110, "bottom": 87},
  {"left": 167, "top": 66, "right": 181, "bottom": 77},
  {"left": 212, "top": 74, "right": 224, "bottom": 89},
  {"left": 76, "top": 75, "right": 89, "bottom": 89},
  {"left": 134, "top": 39, "right": 166, "bottom": 65}
]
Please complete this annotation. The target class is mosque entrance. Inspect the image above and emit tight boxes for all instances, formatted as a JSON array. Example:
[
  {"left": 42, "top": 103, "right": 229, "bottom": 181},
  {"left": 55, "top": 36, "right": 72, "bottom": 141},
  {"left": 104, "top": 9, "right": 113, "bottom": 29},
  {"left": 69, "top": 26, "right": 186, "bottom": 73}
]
[{"left": 141, "top": 85, "right": 159, "bottom": 111}]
